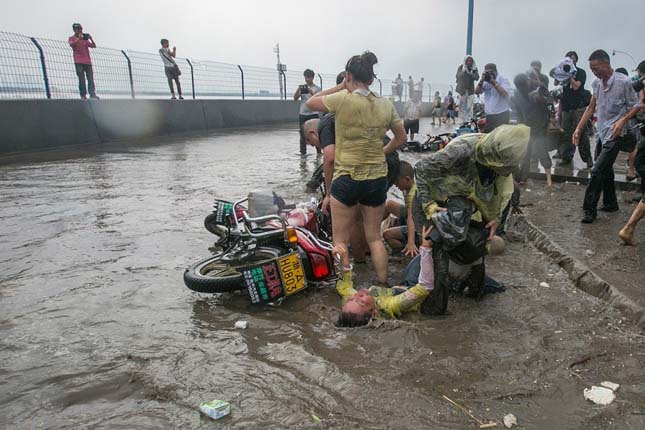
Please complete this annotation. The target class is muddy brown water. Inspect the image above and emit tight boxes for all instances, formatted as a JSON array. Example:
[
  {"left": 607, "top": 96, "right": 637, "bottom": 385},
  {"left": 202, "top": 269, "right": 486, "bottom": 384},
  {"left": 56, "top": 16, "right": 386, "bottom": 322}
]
[{"left": 1, "top": 121, "right": 644, "bottom": 429}]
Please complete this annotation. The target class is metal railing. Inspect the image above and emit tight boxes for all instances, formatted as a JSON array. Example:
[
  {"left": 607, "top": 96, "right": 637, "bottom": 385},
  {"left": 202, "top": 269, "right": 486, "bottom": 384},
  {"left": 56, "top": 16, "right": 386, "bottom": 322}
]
[{"left": 0, "top": 30, "right": 452, "bottom": 101}]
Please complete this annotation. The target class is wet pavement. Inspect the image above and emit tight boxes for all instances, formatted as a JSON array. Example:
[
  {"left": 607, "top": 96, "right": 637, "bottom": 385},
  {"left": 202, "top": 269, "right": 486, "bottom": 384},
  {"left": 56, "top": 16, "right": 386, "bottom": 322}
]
[
  {"left": 1, "top": 120, "right": 644, "bottom": 429},
  {"left": 518, "top": 180, "right": 645, "bottom": 310}
]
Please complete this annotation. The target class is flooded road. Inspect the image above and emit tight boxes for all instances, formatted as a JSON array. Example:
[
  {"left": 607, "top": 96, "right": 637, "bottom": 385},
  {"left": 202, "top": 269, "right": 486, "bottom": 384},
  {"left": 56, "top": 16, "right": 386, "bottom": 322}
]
[{"left": 1, "top": 120, "right": 644, "bottom": 429}]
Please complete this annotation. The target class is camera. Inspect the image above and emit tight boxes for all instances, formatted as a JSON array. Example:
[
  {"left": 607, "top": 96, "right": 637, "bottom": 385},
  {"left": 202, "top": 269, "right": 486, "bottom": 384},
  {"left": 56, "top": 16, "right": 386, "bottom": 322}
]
[
  {"left": 299, "top": 84, "right": 309, "bottom": 94},
  {"left": 632, "top": 76, "right": 644, "bottom": 93},
  {"left": 82, "top": 33, "right": 90, "bottom": 40},
  {"left": 482, "top": 71, "right": 494, "bottom": 82},
  {"left": 562, "top": 64, "right": 571, "bottom": 73}
]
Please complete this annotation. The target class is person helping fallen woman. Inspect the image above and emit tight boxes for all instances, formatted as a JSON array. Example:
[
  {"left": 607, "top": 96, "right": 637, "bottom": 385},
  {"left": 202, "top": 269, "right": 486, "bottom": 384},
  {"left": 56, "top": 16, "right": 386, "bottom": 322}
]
[{"left": 333, "top": 226, "right": 434, "bottom": 327}]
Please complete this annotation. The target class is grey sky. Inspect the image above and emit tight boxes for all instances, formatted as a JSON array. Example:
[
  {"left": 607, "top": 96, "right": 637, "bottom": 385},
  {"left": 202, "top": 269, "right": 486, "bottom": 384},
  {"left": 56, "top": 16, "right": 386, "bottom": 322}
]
[{"left": 2, "top": 0, "right": 642, "bottom": 88}]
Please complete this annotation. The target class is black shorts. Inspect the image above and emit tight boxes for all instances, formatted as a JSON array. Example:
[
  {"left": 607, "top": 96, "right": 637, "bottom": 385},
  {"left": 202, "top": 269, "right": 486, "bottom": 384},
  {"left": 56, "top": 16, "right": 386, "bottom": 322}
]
[
  {"left": 165, "top": 66, "right": 180, "bottom": 80},
  {"left": 404, "top": 119, "right": 420, "bottom": 134},
  {"left": 330, "top": 175, "right": 387, "bottom": 207}
]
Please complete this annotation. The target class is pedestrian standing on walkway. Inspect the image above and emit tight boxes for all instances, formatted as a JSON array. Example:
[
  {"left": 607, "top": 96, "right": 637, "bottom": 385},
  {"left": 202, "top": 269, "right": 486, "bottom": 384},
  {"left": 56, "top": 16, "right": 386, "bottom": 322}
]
[
  {"left": 443, "top": 91, "right": 456, "bottom": 124},
  {"left": 554, "top": 51, "right": 592, "bottom": 167},
  {"left": 416, "top": 77, "right": 425, "bottom": 100},
  {"left": 513, "top": 73, "right": 553, "bottom": 188},
  {"left": 407, "top": 76, "right": 414, "bottom": 100},
  {"left": 306, "top": 51, "right": 407, "bottom": 284},
  {"left": 294, "top": 69, "right": 322, "bottom": 155},
  {"left": 431, "top": 91, "right": 442, "bottom": 125},
  {"left": 68, "top": 23, "right": 98, "bottom": 99},
  {"left": 456, "top": 55, "right": 479, "bottom": 121},
  {"left": 394, "top": 74, "right": 404, "bottom": 101},
  {"left": 573, "top": 50, "right": 642, "bottom": 224},
  {"left": 159, "top": 39, "right": 183, "bottom": 100},
  {"left": 475, "top": 63, "right": 511, "bottom": 132},
  {"left": 403, "top": 93, "right": 422, "bottom": 141}
]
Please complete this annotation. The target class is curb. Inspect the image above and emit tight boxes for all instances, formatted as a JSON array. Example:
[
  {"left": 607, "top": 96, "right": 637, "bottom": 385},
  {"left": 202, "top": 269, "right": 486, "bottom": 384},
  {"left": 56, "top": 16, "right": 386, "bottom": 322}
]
[{"left": 510, "top": 215, "right": 645, "bottom": 329}]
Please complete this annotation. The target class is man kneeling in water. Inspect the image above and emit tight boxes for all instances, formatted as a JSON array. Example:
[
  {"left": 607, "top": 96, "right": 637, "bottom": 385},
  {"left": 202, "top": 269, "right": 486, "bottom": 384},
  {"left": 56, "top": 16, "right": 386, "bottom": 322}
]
[{"left": 334, "top": 226, "right": 434, "bottom": 327}]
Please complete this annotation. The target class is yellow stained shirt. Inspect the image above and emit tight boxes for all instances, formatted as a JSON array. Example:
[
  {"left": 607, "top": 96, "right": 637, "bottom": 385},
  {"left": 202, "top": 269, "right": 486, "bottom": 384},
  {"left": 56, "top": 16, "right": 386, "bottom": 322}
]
[
  {"left": 336, "top": 271, "right": 429, "bottom": 319},
  {"left": 322, "top": 89, "right": 402, "bottom": 181}
]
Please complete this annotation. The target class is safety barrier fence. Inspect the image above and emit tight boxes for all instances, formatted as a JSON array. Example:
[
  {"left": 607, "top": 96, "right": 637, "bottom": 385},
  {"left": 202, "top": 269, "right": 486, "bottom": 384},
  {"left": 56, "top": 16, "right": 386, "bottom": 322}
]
[{"left": 0, "top": 30, "right": 452, "bottom": 101}]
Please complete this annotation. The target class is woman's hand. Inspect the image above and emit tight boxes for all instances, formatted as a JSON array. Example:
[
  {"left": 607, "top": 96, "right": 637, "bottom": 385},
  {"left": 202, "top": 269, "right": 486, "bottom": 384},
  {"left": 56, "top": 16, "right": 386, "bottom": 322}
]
[{"left": 332, "top": 244, "right": 350, "bottom": 268}]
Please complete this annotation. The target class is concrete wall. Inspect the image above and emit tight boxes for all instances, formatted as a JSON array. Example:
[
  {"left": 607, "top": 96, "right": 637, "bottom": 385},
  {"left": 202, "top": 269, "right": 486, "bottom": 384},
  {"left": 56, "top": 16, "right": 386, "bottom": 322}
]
[
  {"left": 0, "top": 99, "right": 434, "bottom": 154},
  {"left": 0, "top": 99, "right": 300, "bottom": 153}
]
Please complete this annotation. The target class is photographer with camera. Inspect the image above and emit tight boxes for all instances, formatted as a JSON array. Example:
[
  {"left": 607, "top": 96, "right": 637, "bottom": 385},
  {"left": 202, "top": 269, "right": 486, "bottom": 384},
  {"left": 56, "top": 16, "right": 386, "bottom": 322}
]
[
  {"left": 456, "top": 55, "right": 480, "bottom": 121},
  {"left": 294, "top": 69, "right": 322, "bottom": 155},
  {"left": 68, "top": 23, "right": 98, "bottom": 99},
  {"left": 555, "top": 51, "right": 592, "bottom": 167},
  {"left": 475, "top": 63, "right": 511, "bottom": 132}
]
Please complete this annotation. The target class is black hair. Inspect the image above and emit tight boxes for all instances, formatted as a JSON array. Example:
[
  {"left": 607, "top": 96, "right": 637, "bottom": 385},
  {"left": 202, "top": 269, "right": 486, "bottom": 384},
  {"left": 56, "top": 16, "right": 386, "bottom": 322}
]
[
  {"left": 638, "top": 60, "right": 645, "bottom": 74},
  {"left": 514, "top": 73, "right": 530, "bottom": 96},
  {"left": 336, "top": 71, "right": 346, "bottom": 85},
  {"left": 397, "top": 160, "right": 414, "bottom": 179},
  {"left": 160, "top": 38, "right": 169, "bottom": 45},
  {"left": 565, "top": 51, "right": 579, "bottom": 63},
  {"left": 303, "top": 69, "right": 315, "bottom": 78},
  {"left": 588, "top": 49, "right": 610, "bottom": 64},
  {"left": 345, "top": 51, "right": 378, "bottom": 84},
  {"left": 615, "top": 67, "right": 628, "bottom": 76},
  {"left": 337, "top": 310, "right": 371, "bottom": 328},
  {"left": 72, "top": 23, "right": 82, "bottom": 30}
]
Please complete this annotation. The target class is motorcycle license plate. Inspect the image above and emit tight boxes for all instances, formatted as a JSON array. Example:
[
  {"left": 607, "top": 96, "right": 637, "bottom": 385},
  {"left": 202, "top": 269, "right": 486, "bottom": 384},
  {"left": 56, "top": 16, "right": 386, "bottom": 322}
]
[
  {"left": 277, "top": 252, "right": 306, "bottom": 296},
  {"left": 242, "top": 252, "right": 306, "bottom": 304}
]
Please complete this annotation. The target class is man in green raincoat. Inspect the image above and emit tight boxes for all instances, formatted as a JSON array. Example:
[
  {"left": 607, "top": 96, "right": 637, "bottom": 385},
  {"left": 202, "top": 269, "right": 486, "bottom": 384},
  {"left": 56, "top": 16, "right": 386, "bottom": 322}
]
[{"left": 413, "top": 124, "right": 530, "bottom": 315}]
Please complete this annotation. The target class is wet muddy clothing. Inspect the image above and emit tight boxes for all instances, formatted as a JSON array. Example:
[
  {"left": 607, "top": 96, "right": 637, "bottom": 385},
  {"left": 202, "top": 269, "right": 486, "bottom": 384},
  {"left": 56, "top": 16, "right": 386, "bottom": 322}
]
[
  {"left": 322, "top": 88, "right": 401, "bottom": 181},
  {"left": 318, "top": 113, "right": 335, "bottom": 149},
  {"left": 336, "top": 246, "right": 434, "bottom": 319},
  {"left": 414, "top": 126, "right": 529, "bottom": 225}
]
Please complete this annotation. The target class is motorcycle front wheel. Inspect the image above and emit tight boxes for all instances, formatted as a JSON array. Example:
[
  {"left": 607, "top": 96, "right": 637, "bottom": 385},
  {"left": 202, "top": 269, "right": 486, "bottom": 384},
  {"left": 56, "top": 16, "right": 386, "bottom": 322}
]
[{"left": 183, "top": 247, "right": 282, "bottom": 294}]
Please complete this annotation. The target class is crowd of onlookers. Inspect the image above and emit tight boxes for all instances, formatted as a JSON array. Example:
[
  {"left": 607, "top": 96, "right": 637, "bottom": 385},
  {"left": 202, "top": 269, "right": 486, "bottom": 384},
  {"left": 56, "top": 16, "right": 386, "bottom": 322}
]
[{"left": 293, "top": 48, "right": 644, "bottom": 326}]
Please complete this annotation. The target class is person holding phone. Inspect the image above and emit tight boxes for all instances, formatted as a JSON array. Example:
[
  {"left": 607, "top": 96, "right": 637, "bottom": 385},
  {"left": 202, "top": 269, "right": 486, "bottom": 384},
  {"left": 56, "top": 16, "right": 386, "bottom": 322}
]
[
  {"left": 294, "top": 69, "right": 321, "bottom": 155},
  {"left": 68, "top": 23, "right": 98, "bottom": 99},
  {"left": 159, "top": 39, "right": 183, "bottom": 100}
]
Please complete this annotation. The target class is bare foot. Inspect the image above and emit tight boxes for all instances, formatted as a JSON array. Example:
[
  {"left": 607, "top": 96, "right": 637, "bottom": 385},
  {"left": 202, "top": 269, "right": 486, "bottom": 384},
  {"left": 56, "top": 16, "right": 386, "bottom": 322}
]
[{"left": 619, "top": 226, "right": 635, "bottom": 245}]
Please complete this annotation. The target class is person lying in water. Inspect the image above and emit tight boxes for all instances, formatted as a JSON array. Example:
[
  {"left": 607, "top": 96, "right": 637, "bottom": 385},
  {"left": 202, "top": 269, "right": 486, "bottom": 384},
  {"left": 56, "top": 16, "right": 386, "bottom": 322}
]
[{"left": 333, "top": 226, "right": 434, "bottom": 327}]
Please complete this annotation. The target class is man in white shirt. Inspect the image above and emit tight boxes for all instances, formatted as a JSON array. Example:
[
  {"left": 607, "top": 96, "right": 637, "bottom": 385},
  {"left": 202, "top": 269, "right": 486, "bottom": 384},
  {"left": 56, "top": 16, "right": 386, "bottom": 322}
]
[
  {"left": 403, "top": 94, "right": 422, "bottom": 140},
  {"left": 294, "top": 69, "right": 322, "bottom": 155},
  {"left": 475, "top": 63, "right": 512, "bottom": 132}
]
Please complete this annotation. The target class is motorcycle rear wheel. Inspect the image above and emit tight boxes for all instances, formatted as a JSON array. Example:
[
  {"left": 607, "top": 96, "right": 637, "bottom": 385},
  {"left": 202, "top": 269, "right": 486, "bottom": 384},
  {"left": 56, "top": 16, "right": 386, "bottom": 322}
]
[{"left": 183, "top": 247, "right": 282, "bottom": 294}]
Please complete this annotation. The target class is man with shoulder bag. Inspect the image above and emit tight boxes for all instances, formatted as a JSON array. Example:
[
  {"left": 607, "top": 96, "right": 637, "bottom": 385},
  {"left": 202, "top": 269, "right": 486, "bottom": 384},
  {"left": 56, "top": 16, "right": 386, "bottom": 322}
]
[{"left": 159, "top": 39, "right": 183, "bottom": 100}]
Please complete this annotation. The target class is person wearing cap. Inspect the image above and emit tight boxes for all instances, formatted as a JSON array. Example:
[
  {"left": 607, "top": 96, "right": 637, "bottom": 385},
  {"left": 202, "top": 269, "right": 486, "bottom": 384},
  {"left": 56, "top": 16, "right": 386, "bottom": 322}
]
[
  {"left": 68, "top": 23, "right": 98, "bottom": 99},
  {"left": 475, "top": 63, "right": 512, "bottom": 132},
  {"left": 294, "top": 69, "right": 322, "bottom": 155},
  {"left": 557, "top": 51, "right": 592, "bottom": 167},
  {"left": 573, "top": 50, "right": 642, "bottom": 224}
]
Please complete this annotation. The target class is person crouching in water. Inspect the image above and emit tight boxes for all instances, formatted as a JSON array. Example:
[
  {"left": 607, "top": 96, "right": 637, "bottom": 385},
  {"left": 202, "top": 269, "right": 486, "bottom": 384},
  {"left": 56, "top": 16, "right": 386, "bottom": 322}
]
[
  {"left": 413, "top": 125, "right": 529, "bottom": 315},
  {"left": 334, "top": 226, "right": 434, "bottom": 327}
]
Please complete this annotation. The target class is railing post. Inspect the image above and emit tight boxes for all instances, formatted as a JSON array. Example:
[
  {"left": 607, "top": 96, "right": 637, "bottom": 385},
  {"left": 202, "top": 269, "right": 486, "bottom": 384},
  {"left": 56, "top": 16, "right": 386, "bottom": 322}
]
[
  {"left": 317, "top": 73, "right": 322, "bottom": 89},
  {"left": 120, "top": 50, "right": 135, "bottom": 99},
  {"left": 378, "top": 78, "right": 382, "bottom": 96},
  {"left": 186, "top": 59, "right": 196, "bottom": 99},
  {"left": 237, "top": 65, "right": 245, "bottom": 100},
  {"left": 427, "top": 84, "right": 431, "bottom": 102},
  {"left": 281, "top": 72, "right": 287, "bottom": 100},
  {"left": 29, "top": 37, "right": 51, "bottom": 99}
]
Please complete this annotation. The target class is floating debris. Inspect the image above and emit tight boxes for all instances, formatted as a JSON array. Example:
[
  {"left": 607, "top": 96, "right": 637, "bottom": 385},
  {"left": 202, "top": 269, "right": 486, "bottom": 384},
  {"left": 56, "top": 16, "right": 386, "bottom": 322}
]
[
  {"left": 583, "top": 386, "right": 615, "bottom": 405},
  {"left": 234, "top": 320, "right": 248, "bottom": 329},
  {"left": 503, "top": 413, "right": 517, "bottom": 428}
]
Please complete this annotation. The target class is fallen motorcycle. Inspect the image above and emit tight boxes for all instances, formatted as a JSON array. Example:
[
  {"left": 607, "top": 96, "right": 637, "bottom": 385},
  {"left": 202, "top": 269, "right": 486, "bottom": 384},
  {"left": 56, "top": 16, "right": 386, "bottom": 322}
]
[{"left": 183, "top": 193, "right": 334, "bottom": 304}]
